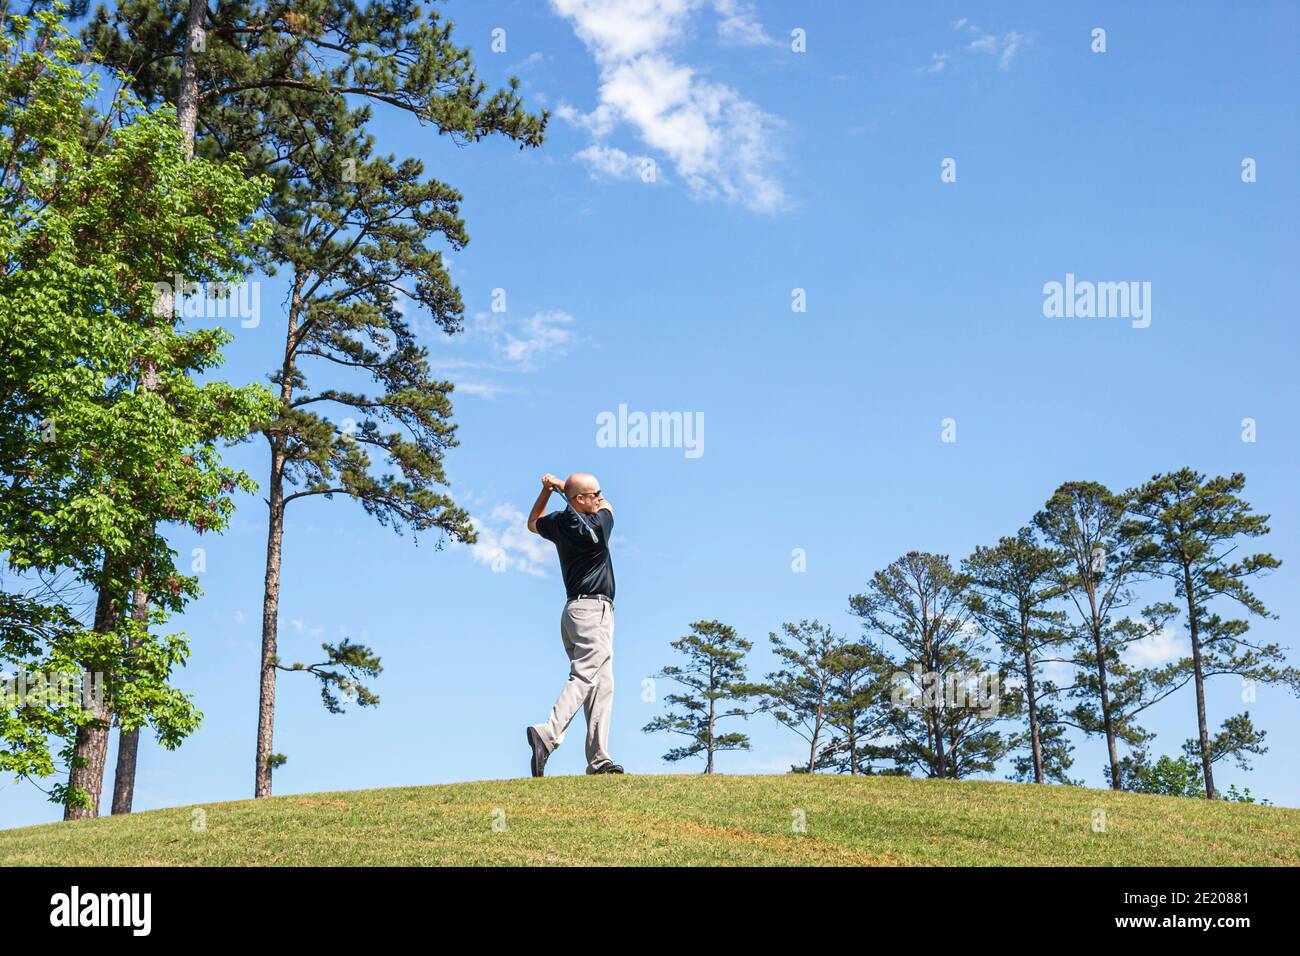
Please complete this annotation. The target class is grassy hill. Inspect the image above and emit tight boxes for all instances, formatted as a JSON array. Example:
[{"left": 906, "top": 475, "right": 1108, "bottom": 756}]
[{"left": 2, "top": 774, "right": 1296, "bottom": 866}]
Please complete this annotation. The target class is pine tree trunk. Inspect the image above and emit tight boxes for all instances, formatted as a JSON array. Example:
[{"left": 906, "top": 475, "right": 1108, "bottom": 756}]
[
  {"left": 110, "top": 584, "right": 150, "bottom": 814},
  {"left": 807, "top": 709, "right": 820, "bottom": 773},
  {"left": 925, "top": 706, "right": 936, "bottom": 777},
  {"left": 1082, "top": 577, "right": 1122, "bottom": 789},
  {"left": 1024, "top": 654, "right": 1043, "bottom": 784},
  {"left": 254, "top": 286, "right": 300, "bottom": 797},
  {"left": 176, "top": 0, "right": 207, "bottom": 159},
  {"left": 705, "top": 696, "right": 715, "bottom": 774},
  {"left": 933, "top": 707, "right": 946, "bottom": 778},
  {"left": 1093, "top": 619, "right": 1121, "bottom": 789},
  {"left": 254, "top": 448, "right": 286, "bottom": 797},
  {"left": 1183, "top": 564, "right": 1216, "bottom": 799},
  {"left": 1023, "top": 617, "right": 1043, "bottom": 783},
  {"left": 64, "top": 573, "right": 119, "bottom": 820}
]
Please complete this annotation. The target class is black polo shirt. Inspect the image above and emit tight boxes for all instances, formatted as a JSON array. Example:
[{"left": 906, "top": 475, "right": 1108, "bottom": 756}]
[{"left": 535, "top": 506, "right": 615, "bottom": 601}]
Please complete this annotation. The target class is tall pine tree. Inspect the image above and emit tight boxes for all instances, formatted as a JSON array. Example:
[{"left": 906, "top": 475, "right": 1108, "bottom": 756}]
[
  {"left": 1035, "top": 482, "right": 1150, "bottom": 789},
  {"left": 86, "top": 0, "right": 547, "bottom": 795},
  {"left": 643, "top": 620, "right": 756, "bottom": 773},
  {"left": 850, "top": 552, "right": 1012, "bottom": 779},
  {"left": 963, "top": 528, "right": 1075, "bottom": 784},
  {"left": 1125, "top": 469, "right": 1298, "bottom": 798},
  {"left": 751, "top": 620, "right": 841, "bottom": 773}
]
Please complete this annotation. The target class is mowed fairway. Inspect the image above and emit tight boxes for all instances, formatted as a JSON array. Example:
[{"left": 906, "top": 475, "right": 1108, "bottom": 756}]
[{"left": 2, "top": 774, "right": 1296, "bottom": 866}]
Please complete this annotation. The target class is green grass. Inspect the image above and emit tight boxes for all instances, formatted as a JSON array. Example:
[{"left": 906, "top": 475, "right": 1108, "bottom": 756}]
[{"left": 2, "top": 774, "right": 1296, "bottom": 866}]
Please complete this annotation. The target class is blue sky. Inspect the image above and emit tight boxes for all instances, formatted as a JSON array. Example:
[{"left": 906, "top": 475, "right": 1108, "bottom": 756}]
[{"left": 4, "top": 0, "right": 1299, "bottom": 826}]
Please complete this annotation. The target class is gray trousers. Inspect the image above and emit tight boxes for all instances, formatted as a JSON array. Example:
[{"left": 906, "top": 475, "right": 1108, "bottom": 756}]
[{"left": 531, "top": 597, "right": 614, "bottom": 773}]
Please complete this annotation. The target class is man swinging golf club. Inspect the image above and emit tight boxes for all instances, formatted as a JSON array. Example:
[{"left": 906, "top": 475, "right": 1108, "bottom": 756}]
[{"left": 525, "top": 472, "right": 624, "bottom": 776}]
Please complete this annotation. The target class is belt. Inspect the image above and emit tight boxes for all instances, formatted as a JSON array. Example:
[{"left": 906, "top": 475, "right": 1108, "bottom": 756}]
[{"left": 569, "top": 593, "right": 614, "bottom": 609}]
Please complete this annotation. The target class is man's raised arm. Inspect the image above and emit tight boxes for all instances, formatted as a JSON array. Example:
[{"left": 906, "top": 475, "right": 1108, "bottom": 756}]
[{"left": 527, "top": 473, "right": 565, "bottom": 534}]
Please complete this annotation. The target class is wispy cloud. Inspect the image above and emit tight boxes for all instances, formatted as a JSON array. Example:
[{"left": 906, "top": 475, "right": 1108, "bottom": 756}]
[
  {"left": 973, "top": 30, "right": 1024, "bottom": 70},
  {"left": 466, "top": 504, "right": 553, "bottom": 577},
  {"left": 428, "top": 310, "right": 579, "bottom": 398},
  {"left": 471, "top": 309, "right": 576, "bottom": 370},
  {"left": 713, "top": 0, "right": 772, "bottom": 47},
  {"left": 922, "top": 19, "right": 1027, "bottom": 75},
  {"left": 508, "top": 51, "right": 546, "bottom": 72},
  {"left": 550, "top": 0, "right": 787, "bottom": 213},
  {"left": 916, "top": 52, "right": 949, "bottom": 75},
  {"left": 451, "top": 380, "right": 514, "bottom": 400}
]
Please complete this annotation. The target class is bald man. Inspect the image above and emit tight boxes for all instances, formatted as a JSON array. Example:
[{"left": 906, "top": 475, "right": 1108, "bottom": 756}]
[{"left": 524, "top": 472, "right": 623, "bottom": 776}]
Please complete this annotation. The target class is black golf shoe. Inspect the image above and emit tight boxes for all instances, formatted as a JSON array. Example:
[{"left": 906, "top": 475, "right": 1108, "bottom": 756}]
[{"left": 526, "top": 726, "right": 551, "bottom": 778}]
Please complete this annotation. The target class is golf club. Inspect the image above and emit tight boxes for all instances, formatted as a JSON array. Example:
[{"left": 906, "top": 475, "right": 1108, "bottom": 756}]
[{"left": 555, "top": 482, "right": 599, "bottom": 543}]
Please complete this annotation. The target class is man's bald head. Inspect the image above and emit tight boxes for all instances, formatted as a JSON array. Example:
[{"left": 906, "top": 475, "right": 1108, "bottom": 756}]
[
  {"left": 564, "top": 473, "right": 602, "bottom": 514},
  {"left": 564, "top": 473, "right": 598, "bottom": 496}
]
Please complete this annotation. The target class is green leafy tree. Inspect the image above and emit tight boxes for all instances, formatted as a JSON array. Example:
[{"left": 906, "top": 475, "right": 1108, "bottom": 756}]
[
  {"left": 963, "top": 528, "right": 1076, "bottom": 784},
  {"left": 1118, "top": 718, "right": 1268, "bottom": 799},
  {"left": 1124, "top": 469, "right": 1298, "bottom": 799},
  {"left": 850, "top": 552, "right": 1013, "bottom": 779},
  {"left": 1116, "top": 751, "right": 1206, "bottom": 798},
  {"left": 643, "top": 620, "right": 756, "bottom": 774},
  {"left": 0, "top": 8, "right": 272, "bottom": 816},
  {"left": 87, "top": 0, "right": 547, "bottom": 796}
]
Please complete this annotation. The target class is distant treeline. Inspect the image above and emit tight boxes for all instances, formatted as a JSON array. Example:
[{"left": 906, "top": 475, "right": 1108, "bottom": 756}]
[{"left": 643, "top": 472, "right": 1298, "bottom": 802}]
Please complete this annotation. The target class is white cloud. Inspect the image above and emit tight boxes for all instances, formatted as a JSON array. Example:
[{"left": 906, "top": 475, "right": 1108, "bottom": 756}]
[
  {"left": 967, "top": 29, "right": 1024, "bottom": 70},
  {"left": 1123, "top": 627, "right": 1189, "bottom": 668},
  {"left": 917, "top": 52, "right": 949, "bottom": 74},
  {"left": 452, "top": 381, "right": 513, "bottom": 399},
  {"left": 1039, "top": 657, "right": 1075, "bottom": 687},
  {"left": 574, "top": 143, "right": 657, "bottom": 180},
  {"left": 713, "top": 0, "right": 771, "bottom": 46},
  {"left": 923, "top": 20, "right": 1026, "bottom": 74},
  {"left": 471, "top": 309, "right": 576, "bottom": 370},
  {"left": 288, "top": 617, "right": 323, "bottom": 638},
  {"left": 997, "top": 31, "right": 1024, "bottom": 70},
  {"left": 467, "top": 504, "right": 553, "bottom": 577},
  {"left": 428, "top": 312, "right": 579, "bottom": 400},
  {"left": 554, "top": 0, "right": 696, "bottom": 61},
  {"left": 551, "top": 0, "right": 786, "bottom": 213},
  {"left": 509, "top": 51, "right": 545, "bottom": 72}
]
